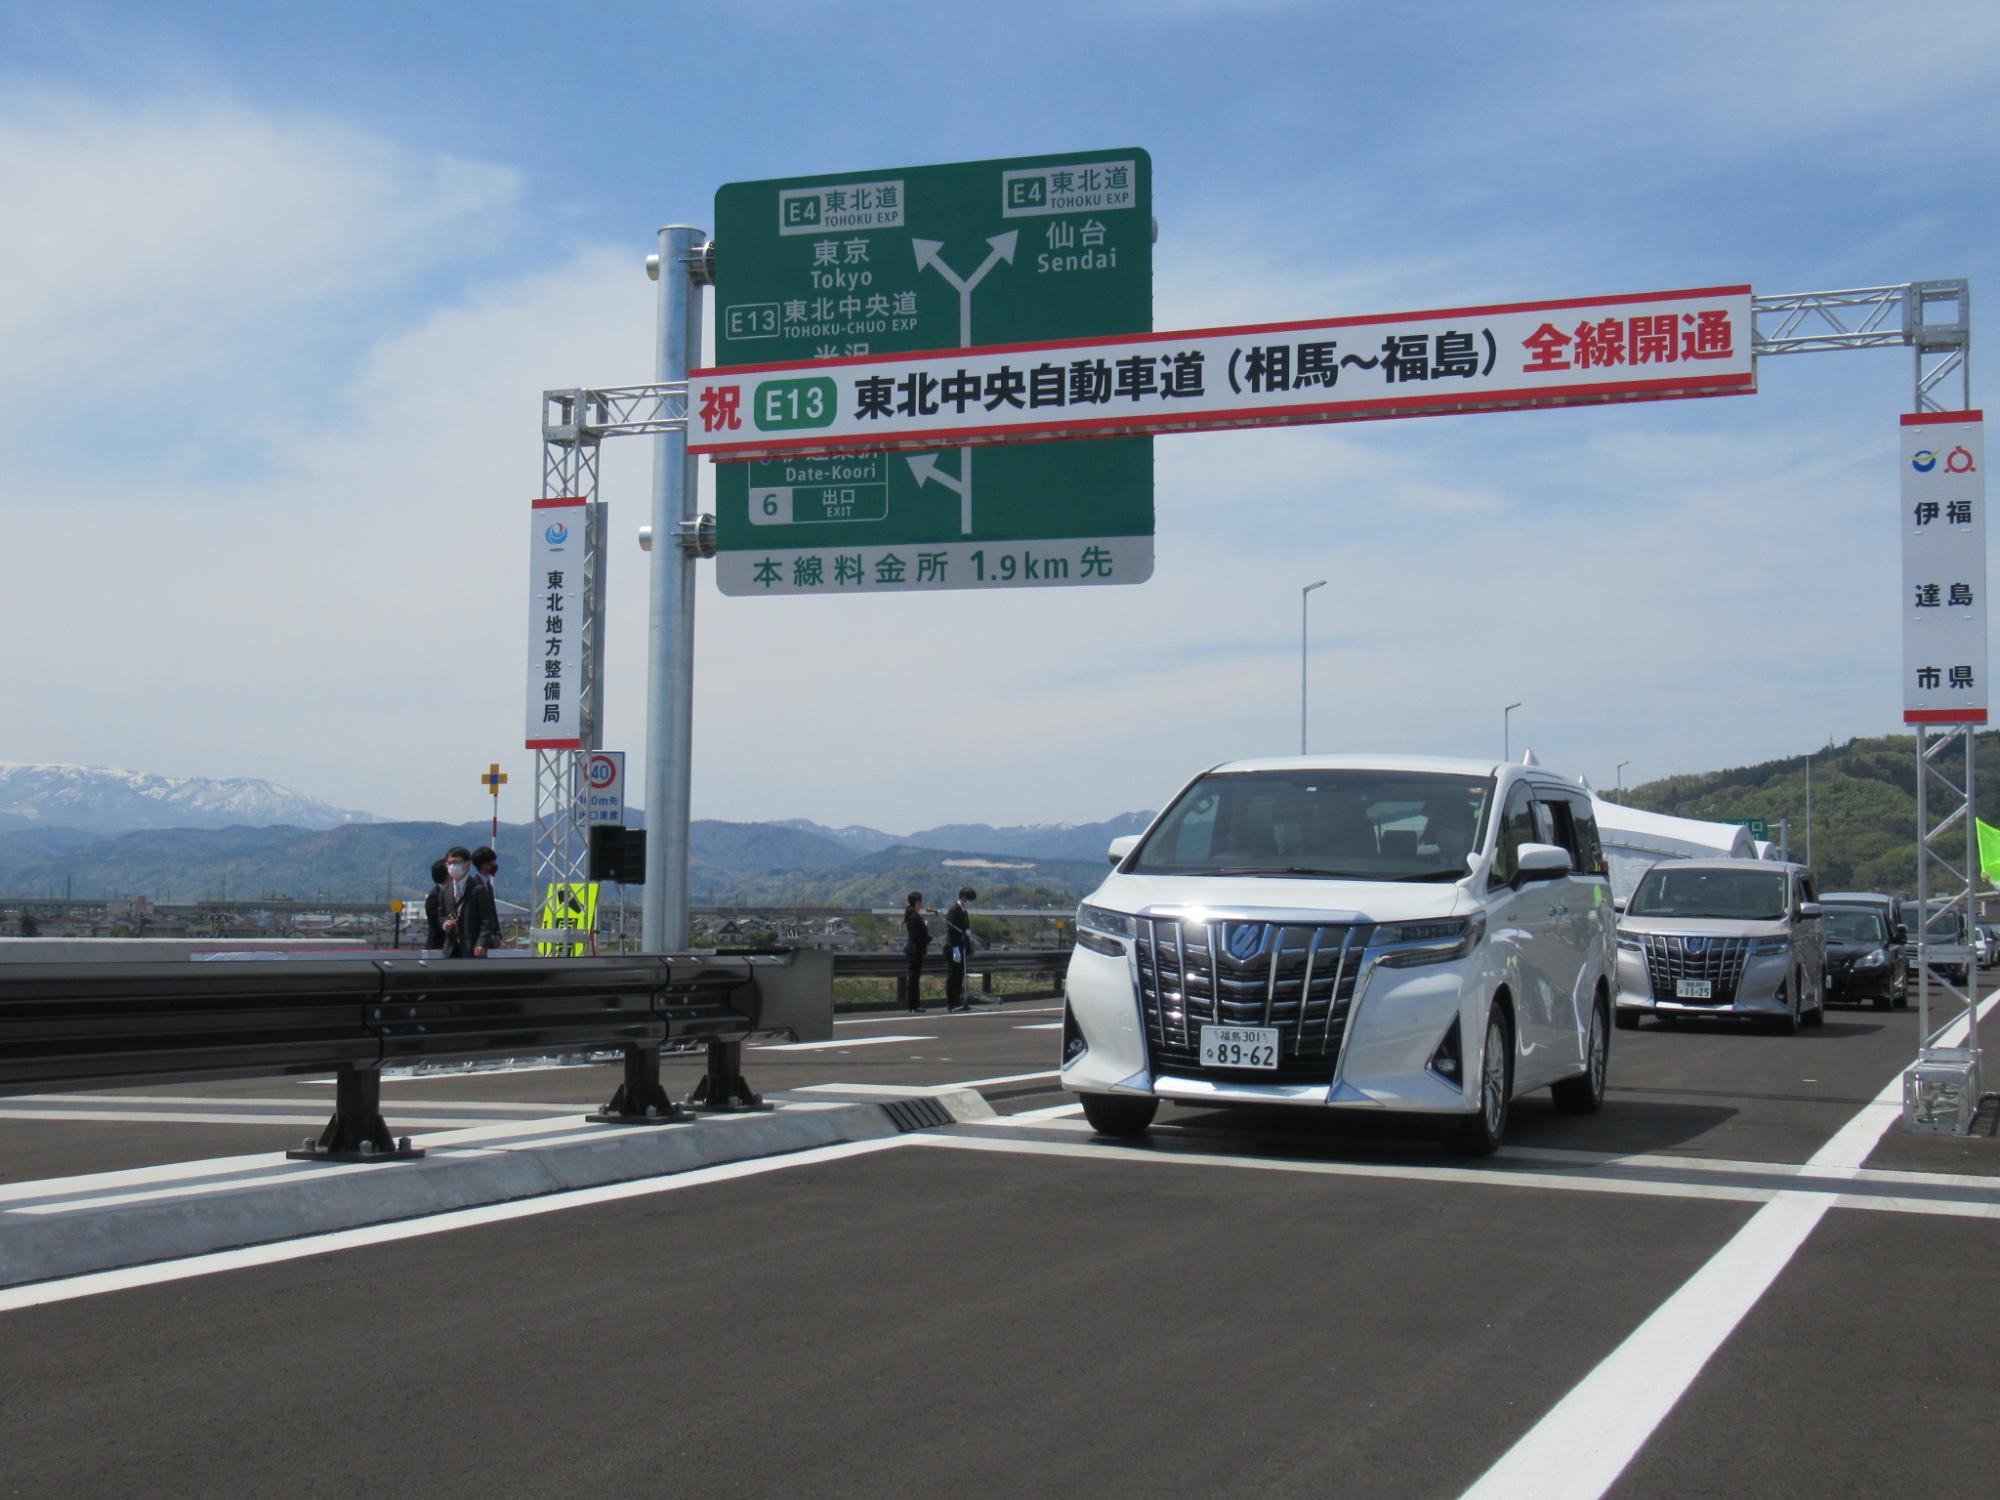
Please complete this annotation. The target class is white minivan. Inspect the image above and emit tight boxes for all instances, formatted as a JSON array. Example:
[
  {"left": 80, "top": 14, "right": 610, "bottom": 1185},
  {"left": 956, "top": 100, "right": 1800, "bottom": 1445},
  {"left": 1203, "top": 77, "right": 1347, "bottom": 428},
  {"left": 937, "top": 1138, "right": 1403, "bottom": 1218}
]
[{"left": 1061, "top": 756, "right": 1618, "bottom": 1155}]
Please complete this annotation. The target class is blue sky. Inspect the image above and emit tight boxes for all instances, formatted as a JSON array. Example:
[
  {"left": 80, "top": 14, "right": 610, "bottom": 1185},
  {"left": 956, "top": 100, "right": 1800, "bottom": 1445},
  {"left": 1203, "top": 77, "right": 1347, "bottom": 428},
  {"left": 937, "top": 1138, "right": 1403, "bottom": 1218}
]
[{"left": 1, "top": 0, "right": 1994, "bottom": 830}]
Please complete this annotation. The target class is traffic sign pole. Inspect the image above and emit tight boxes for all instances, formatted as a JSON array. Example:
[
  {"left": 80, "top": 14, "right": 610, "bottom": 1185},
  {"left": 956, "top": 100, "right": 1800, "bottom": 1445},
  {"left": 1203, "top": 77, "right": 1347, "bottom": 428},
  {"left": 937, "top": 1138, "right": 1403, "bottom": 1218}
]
[{"left": 641, "top": 226, "right": 706, "bottom": 954}]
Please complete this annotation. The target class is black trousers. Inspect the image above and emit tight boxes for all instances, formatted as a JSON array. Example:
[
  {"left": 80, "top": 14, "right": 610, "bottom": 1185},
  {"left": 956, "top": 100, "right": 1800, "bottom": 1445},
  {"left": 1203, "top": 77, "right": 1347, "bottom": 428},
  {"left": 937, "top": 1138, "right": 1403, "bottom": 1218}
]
[
  {"left": 945, "top": 947, "right": 967, "bottom": 1006},
  {"left": 905, "top": 950, "right": 927, "bottom": 1009}
]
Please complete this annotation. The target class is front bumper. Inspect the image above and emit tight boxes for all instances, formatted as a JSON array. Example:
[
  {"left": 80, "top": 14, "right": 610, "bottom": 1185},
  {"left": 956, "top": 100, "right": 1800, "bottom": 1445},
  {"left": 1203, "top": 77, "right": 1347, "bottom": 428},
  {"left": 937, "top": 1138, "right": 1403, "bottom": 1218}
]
[
  {"left": 1058, "top": 940, "right": 1475, "bottom": 1116},
  {"left": 1827, "top": 962, "right": 1897, "bottom": 1002},
  {"left": 1615, "top": 944, "right": 1795, "bottom": 1019}
]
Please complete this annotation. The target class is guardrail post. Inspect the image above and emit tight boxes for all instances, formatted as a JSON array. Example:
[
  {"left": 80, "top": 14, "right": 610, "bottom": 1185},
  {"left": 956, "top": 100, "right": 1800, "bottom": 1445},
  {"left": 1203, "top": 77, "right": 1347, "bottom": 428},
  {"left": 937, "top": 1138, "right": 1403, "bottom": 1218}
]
[
  {"left": 685, "top": 1038, "right": 768, "bottom": 1113},
  {"left": 588, "top": 1043, "right": 692, "bottom": 1125},
  {"left": 288, "top": 1066, "right": 423, "bottom": 1163}
]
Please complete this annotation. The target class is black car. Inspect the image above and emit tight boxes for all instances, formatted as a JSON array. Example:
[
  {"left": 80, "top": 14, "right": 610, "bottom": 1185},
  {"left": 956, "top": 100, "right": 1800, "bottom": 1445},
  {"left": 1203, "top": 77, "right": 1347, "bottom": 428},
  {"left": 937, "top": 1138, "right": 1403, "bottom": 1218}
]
[{"left": 1822, "top": 903, "right": 1906, "bottom": 1009}]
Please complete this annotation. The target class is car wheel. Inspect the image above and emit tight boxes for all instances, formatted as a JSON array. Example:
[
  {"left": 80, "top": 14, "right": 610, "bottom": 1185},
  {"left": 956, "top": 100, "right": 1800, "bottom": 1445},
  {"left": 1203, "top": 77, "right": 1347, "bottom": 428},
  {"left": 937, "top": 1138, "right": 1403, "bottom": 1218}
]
[
  {"left": 1078, "top": 1093, "right": 1157, "bottom": 1139},
  {"left": 1776, "top": 978, "right": 1803, "bottom": 1035},
  {"left": 1444, "top": 1005, "right": 1513, "bottom": 1156},
  {"left": 1894, "top": 972, "right": 1910, "bottom": 1009},
  {"left": 1806, "top": 977, "right": 1826, "bottom": 1027},
  {"left": 1614, "top": 1007, "right": 1641, "bottom": 1031},
  {"left": 1872, "top": 989, "right": 1893, "bottom": 1011},
  {"left": 1552, "top": 1002, "right": 1608, "bottom": 1115}
]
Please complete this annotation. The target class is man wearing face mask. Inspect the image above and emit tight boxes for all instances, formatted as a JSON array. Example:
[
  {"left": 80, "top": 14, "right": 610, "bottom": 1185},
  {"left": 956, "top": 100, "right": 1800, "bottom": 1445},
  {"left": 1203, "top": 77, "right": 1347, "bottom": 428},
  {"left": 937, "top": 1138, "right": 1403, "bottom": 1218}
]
[
  {"left": 439, "top": 845, "right": 503, "bottom": 958},
  {"left": 945, "top": 887, "right": 979, "bottom": 1012}
]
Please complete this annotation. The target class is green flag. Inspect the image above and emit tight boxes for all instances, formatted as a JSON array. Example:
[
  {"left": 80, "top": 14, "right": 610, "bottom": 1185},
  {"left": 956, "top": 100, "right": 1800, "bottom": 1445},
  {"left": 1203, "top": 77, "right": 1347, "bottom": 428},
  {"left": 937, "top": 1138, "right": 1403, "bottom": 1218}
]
[{"left": 1980, "top": 818, "right": 2000, "bottom": 886}]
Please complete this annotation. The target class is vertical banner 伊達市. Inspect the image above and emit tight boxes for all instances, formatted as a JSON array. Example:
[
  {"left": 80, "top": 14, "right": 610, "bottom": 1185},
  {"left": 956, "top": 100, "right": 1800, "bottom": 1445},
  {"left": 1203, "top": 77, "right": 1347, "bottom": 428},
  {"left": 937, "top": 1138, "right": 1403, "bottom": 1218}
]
[{"left": 1901, "top": 413, "right": 1987, "bottom": 725}]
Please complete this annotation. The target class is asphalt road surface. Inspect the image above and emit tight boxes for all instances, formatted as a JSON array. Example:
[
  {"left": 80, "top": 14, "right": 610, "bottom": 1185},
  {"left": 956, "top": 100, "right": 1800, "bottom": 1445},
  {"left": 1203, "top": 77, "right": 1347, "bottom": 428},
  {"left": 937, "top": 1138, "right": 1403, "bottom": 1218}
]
[{"left": 3, "top": 987, "right": 1996, "bottom": 1498}]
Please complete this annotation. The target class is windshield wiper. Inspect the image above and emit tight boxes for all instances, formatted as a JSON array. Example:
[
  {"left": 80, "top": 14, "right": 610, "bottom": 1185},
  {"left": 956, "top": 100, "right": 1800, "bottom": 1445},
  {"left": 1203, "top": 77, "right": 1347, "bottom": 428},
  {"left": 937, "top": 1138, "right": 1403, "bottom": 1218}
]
[{"left": 1393, "top": 869, "right": 1464, "bottom": 882}]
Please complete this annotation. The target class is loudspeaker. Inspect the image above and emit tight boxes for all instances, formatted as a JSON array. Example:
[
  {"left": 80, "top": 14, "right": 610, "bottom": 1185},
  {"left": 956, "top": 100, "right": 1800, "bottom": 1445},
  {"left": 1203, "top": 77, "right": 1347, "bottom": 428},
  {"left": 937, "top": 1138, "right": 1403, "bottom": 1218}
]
[{"left": 589, "top": 824, "right": 647, "bottom": 885}]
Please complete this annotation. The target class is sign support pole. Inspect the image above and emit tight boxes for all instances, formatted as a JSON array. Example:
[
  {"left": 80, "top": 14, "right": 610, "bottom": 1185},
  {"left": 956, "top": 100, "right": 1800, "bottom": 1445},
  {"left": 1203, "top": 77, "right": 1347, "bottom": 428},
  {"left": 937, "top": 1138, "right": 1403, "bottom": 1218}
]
[{"left": 641, "top": 226, "right": 708, "bottom": 954}]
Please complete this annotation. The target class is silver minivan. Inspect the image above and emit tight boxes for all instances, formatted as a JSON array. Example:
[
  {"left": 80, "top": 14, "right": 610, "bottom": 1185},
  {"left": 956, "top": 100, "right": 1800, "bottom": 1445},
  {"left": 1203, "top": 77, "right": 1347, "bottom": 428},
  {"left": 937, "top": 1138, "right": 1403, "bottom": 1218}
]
[{"left": 1614, "top": 859, "right": 1826, "bottom": 1033}]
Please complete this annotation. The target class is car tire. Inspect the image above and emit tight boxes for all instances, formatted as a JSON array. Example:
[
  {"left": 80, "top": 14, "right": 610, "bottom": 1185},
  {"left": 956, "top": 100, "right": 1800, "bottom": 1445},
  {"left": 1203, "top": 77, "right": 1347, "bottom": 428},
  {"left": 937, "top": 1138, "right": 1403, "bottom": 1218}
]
[
  {"left": 1776, "top": 978, "right": 1804, "bottom": 1035},
  {"left": 1805, "top": 975, "right": 1826, "bottom": 1027},
  {"left": 1614, "top": 1007, "right": 1641, "bottom": 1031},
  {"left": 1873, "top": 990, "right": 1893, "bottom": 1011},
  {"left": 1444, "top": 1004, "right": 1513, "bottom": 1156},
  {"left": 1551, "top": 1001, "right": 1608, "bottom": 1115},
  {"left": 1079, "top": 1093, "right": 1157, "bottom": 1139}
]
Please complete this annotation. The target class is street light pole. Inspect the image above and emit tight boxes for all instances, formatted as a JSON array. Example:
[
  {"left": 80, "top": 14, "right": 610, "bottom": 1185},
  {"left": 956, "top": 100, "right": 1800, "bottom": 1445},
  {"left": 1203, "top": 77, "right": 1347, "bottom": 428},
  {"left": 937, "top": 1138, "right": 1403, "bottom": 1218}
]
[
  {"left": 1503, "top": 702, "right": 1522, "bottom": 764},
  {"left": 1616, "top": 760, "right": 1631, "bottom": 804},
  {"left": 1300, "top": 579, "right": 1326, "bottom": 755}
]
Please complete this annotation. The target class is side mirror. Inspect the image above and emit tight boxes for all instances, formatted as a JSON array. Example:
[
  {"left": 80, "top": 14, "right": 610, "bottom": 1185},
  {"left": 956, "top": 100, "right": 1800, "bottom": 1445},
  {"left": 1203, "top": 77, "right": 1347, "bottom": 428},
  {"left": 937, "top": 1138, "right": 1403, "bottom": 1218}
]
[
  {"left": 1895, "top": 925, "right": 1910, "bottom": 944},
  {"left": 1613, "top": 897, "right": 1628, "bottom": 915},
  {"left": 1516, "top": 843, "right": 1572, "bottom": 884},
  {"left": 1797, "top": 902, "right": 1822, "bottom": 920},
  {"left": 1107, "top": 835, "right": 1139, "bottom": 868}
]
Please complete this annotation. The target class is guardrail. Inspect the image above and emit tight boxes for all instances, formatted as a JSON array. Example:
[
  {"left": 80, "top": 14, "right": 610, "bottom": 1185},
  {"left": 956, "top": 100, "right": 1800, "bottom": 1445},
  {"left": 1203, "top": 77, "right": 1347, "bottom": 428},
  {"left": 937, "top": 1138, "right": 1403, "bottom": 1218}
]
[
  {"left": 0, "top": 951, "right": 833, "bottom": 1162},
  {"left": 830, "top": 947, "right": 1070, "bottom": 1005}
]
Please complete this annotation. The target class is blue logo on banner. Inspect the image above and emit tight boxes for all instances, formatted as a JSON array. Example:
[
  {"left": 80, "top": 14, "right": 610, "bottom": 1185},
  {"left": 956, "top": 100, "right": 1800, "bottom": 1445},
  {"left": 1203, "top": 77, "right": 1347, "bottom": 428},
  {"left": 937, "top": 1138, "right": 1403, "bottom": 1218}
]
[
  {"left": 1912, "top": 450, "right": 1938, "bottom": 474},
  {"left": 545, "top": 522, "right": 569, "bottom": 545}
]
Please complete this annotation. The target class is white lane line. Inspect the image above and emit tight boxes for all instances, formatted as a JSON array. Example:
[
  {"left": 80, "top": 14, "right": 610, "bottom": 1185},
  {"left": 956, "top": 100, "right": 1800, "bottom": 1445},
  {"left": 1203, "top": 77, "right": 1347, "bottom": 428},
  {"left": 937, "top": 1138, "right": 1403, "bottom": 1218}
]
[
  {"left": 0, "top": 1136, "right": 912, "bottom": 1312},
  {"left": 1015, "top": 1022, "right": 1064, "bottom": 1031},
  {"left": 1459, "top": 985, "right": 2000, "bottom": 1500},
  {"left": 945, "top": 1069, "right": 1061, "bottom": 1088},
  {"left": 11, "top": 1094, "right": 594, "bottom": 1115},
  {"left": 835, "top": 1005, "right": 1060, "bottom": 1027},
  {"left": 990, "top": 1103, "right": 1084, "bottom": 1124},
  {"left": 750, "top": 1034, "right": 932, "bottom": 1052},
  {"left": 0, "top": 1110, "right": 497, "bottom": 1129}
]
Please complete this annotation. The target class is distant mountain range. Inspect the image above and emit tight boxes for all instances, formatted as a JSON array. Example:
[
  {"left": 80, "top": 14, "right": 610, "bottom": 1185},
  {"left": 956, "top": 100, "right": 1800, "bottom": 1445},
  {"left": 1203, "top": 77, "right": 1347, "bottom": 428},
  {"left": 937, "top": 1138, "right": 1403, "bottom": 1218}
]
[
  {"left": 0, "top": 762, "right": 1151, "bottom": 907},
  {"left": 0, "top": 762, "right": 378, "bottom": 834}
]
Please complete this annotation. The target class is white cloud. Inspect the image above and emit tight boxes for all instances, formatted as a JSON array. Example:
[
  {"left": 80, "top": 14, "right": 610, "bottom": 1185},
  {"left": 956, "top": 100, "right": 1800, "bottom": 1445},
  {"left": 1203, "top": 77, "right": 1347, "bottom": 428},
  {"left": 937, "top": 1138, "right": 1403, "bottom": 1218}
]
[{"left": 0, "top": 89, "right": 519, "bottom": 410}]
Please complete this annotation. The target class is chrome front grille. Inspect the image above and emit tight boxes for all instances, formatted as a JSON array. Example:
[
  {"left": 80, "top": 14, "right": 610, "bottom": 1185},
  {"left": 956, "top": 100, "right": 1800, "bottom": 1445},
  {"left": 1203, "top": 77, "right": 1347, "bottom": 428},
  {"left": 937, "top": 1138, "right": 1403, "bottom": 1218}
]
[
  {"left": 1134, "top": 917, "right": 1375, "bottom": 1083},
  {"left": 1641, "top": 934, "right": 1750, "bottom": 1004}
]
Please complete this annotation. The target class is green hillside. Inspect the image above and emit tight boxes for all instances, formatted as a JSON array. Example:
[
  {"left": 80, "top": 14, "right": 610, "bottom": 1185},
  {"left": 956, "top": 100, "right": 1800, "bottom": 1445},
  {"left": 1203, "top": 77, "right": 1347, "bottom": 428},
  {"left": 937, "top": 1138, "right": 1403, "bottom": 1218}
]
[{"left": 1622, "top": 732, "right": 2000, "bottom": 894}]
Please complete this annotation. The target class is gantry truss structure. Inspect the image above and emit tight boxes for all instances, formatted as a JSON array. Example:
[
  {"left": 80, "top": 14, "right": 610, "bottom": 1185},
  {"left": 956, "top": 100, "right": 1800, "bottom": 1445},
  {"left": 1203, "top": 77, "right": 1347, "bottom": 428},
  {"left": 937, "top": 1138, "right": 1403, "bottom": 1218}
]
[
  {"left": 530, "top": 384, "right": 692, "bottom": 909},
  {"left": 528, "top": 280, "right": 1980, "bottom": 1125}
]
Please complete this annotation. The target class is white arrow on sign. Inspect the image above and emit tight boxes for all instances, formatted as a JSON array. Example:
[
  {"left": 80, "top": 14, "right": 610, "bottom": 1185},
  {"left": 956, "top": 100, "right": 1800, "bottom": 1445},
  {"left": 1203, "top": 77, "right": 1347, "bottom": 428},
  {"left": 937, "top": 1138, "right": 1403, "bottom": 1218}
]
[
  {"left": 912, "top": 232, "right": 1018, "bottom": 347},
  {"left": 907, "top": 449, "right": 973, "bottom": 535}
]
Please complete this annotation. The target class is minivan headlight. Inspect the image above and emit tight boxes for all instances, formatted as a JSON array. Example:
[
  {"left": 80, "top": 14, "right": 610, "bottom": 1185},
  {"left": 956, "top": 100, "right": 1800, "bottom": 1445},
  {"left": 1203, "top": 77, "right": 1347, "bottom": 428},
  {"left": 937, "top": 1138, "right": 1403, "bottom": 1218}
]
[
  {"left": 1075, "top": 904, "right": 1133, "bottom": 956},
  {"left": 1859, "top": 947, "right": 1889, "bottom": 969},
  {"left": 1749, "top": 938, "right": 1789, "bottom": 957},
  {"left": 1375, "top": 913, "right": 1486, "bottom": 969}
]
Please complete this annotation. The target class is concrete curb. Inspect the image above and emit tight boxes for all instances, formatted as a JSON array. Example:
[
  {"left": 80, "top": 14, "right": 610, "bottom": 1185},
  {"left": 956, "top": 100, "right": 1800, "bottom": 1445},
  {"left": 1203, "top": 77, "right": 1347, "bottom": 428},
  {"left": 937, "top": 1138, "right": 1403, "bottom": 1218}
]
[{"left": 0, "top": 1089, "right": 994, "bottom": 1290}]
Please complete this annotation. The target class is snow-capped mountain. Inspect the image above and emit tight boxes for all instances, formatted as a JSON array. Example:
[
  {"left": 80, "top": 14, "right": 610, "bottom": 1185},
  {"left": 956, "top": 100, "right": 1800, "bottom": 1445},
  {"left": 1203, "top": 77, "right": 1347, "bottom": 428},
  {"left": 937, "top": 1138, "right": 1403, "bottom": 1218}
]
[{"left": 0, "top": 762, "right": 381, "bottom": 834}]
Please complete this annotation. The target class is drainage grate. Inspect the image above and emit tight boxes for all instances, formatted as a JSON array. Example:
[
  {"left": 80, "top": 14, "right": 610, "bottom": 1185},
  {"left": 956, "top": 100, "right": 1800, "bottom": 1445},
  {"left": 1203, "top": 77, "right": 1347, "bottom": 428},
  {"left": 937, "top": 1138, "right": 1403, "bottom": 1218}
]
[{"left": 879, "top": 1097, "right": 954, "bottom": 1133}]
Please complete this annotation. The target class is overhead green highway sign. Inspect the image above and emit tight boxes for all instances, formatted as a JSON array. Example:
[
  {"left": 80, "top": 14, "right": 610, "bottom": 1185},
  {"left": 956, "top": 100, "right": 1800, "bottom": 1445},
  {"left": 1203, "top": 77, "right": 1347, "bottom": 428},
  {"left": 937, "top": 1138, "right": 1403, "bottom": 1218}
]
[{"left": 710, "top": 148, "right": 1154, "bottom": 596}]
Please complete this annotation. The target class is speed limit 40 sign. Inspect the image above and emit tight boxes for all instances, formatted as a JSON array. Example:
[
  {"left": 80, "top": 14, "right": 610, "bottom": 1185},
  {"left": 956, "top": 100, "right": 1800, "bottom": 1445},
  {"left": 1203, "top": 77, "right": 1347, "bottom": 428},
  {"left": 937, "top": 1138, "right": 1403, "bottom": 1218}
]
[{"left": 584, "top": 751, "right": 625, "bottom": 825}]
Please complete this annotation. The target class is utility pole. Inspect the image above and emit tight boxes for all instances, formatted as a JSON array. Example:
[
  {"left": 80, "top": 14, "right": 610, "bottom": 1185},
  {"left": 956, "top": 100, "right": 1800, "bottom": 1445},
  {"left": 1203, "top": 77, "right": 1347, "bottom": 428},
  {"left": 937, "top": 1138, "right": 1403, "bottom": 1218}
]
[{"left": 1300, "top": 579, "right": 1326, "bottom": 754}]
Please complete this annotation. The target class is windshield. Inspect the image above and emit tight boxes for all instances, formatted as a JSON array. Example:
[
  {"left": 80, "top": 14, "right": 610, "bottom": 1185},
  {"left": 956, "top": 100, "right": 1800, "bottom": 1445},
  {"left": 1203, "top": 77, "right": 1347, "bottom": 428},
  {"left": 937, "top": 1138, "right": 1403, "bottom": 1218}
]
[
  {"left": 1823, "top": 909, "right": 1886, "bottom": 943},
  {"left": 1898, "top": 902, "right": 1965, "bottom": 941},
  {"left": 1128, "top": 769, "right": 1495, "bottom": 881},
  {"left": 1627, "top": 866, "right": 1788, "bottom": 921}
]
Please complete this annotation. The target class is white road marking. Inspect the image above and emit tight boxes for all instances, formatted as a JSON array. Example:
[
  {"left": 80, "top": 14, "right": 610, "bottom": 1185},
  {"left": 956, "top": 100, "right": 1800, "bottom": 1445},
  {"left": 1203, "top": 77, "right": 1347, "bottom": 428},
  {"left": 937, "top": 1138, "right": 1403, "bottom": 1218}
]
[
  {"left": 945, "top": 1069, "right": 1061, "bottom": 1088},
  {"left": 990, "top": 1103, "right": 1085, "bottom": 1123},
  {"left": 1458, "top": 985, "right": 2000, "bottom": 1500},
  {"left": 835, "top": 1005, "right": 1060, "bottom": 1027},
  {"left": 0, "top": 1109, "right": 494, "bottom": 1129},
  {"left": 750, "top": 1034, "right": 932, "bottom": 1052},
  {"left": 910, "top": 1132, "right": 2000, "bottom": 1220},
  {"left": 0, "top": 1137, "right": 912, "bottom": 1313},
  {"left": 8, "top": 1094, "right": 593, "bottom": 1114}
]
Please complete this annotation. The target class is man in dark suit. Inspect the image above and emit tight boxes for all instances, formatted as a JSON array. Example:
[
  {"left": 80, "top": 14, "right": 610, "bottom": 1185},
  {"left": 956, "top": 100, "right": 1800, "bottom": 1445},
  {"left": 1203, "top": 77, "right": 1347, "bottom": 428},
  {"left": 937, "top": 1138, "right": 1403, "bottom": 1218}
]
[
  {"left": 423, "top": 859, "right": 448, "bottom": 949},
  {"left": 439, "top": 845, "right": 504, "bottom": 958},
  {"left": 945, "top": 887, "right": 978, "bottom": 1011}
]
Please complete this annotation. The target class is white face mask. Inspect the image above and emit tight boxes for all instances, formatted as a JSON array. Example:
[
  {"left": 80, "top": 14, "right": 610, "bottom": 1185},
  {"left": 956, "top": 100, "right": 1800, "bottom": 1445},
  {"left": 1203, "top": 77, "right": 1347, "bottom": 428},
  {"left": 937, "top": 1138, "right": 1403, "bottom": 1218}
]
[{"left": 447, "top": 862, "right": 467, "bottom": 879}]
